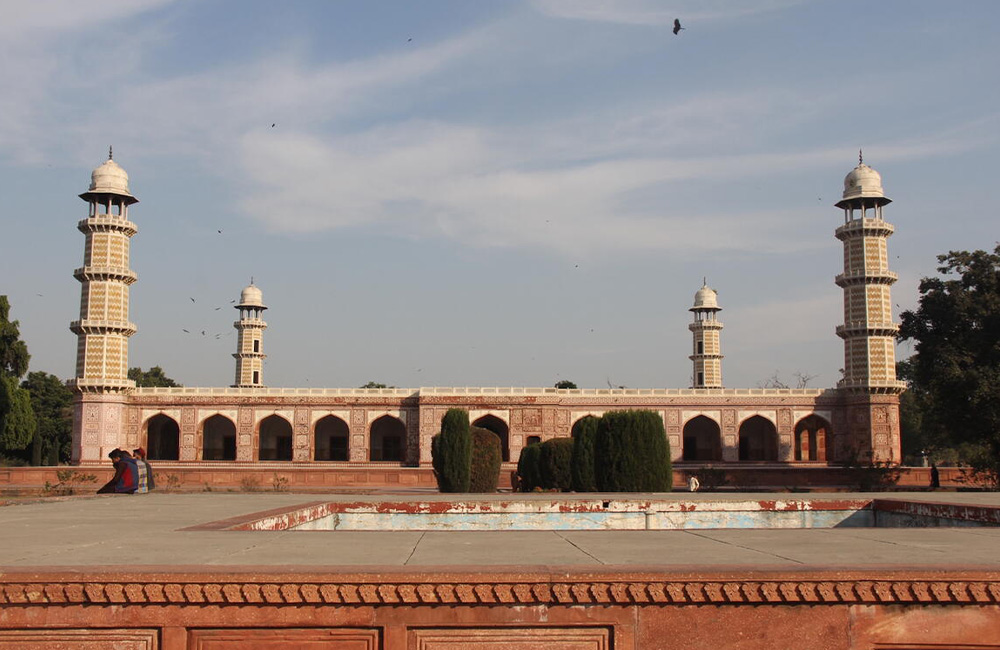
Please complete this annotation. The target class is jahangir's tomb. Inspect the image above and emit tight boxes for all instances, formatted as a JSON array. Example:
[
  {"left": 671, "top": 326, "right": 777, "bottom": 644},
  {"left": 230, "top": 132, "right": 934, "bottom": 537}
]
[{"left": 68, "top": 151, "right": 905, "bottom": 483}]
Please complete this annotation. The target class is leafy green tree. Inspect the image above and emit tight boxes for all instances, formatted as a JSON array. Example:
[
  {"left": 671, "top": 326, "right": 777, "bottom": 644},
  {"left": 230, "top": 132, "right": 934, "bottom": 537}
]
[
  {"left": 0, "top": 296, "right": 34, "bottom": 456},
  {"left": 21, "top": 372, "right": 73, "bottom": 465},
  {"left": 359, "top": 381, "right": 389, "bottom": 389},
  {"left": 0, "top": 375, "right": 36, "bottom": 454},
  {"left": 128, "top": 366, "right": 181, "bottom": 388},
  {"left": 0, "top": 296, "right": 30, "bottom": 379},
  {"left": 554, "top": 380, "right": 577, "bottom": 389},
  {"left": 899, "top": 246, "right": 1000, "bottom": 484},
  {"left": 433, "top": 408, "right": 471, "bottom": 492}
]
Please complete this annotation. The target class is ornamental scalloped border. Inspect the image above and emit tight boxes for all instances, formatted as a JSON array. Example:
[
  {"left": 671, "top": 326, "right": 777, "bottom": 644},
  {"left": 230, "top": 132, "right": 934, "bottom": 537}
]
[{"left": 1, "top": 579, "right": 998, "bottom": 606}]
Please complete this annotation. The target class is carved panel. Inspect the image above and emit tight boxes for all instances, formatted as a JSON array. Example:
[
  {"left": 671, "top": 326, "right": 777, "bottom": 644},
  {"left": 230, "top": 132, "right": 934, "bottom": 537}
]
[
  {"left": 409, "top": 627, "right": 610, "bottom": 649},
  {"left": 0, "top": 629, "right": 157, "bottom": 649},
  {"left": 521, "top": 408, "right": 542, "bottom": 432},
  {"left": 189, "top": 628, "right": 379, "bottom": 649}
]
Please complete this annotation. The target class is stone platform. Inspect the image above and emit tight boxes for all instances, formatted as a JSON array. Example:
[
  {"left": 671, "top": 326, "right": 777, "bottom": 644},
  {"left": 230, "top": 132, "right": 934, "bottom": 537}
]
[{"left": 1, "top": 492, "right": 998, "bottom": 648}]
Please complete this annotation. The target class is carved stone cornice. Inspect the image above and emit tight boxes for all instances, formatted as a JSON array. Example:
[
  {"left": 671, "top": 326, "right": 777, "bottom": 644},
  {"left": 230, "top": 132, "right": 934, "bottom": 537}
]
[{"left": 1, "top": 569, "right": 997, "bottom": 607}]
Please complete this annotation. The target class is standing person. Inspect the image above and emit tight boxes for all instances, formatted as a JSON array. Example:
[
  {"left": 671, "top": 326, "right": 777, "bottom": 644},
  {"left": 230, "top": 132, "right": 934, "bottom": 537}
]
[
  {"left": 930, "top": 463, "right": 941, "bottom": 489},
  {"left": 688, "top": 475, "right": 700, "bottom": 492},
  {"left": 97, "top": 449, "right": 138, "bottom": 494},
  {"left": 133, "top": 447, "right": 155, "bottom": 491}
]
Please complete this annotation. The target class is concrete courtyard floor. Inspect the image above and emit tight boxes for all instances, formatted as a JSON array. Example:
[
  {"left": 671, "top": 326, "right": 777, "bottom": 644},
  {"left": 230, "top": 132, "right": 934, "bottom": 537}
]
[{"left": 0, "top": 491, "right": 998, "bottom": 570}]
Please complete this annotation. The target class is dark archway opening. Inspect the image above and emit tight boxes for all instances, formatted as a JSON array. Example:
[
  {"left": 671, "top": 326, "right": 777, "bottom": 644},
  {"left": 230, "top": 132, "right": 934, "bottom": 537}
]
[
  {"left": 146, "top": 414, "right": 179, "bottom": 461},
  {"left": 259, "top": 415, "right": 293, "bottom": 461},
  {"left": 794, "top": 415, "right": 830, "bottom": 462},
  {"left": 682, "top": 415, "right": 722, "bottom": 461},
  {"left": 738, "top": 415, "right": 779, "bottom": 461},
  {"left": 472, "top": 415, "right": 510, "bottom": 462},
  {"left": 202, "top": 415, "right": 237, "bottom": 461},
  {"left": 370, "top": 415, "right": 405, "bottom": 462},
  {"left": 315, "top": 415, "right": 349, "bottom": 461}
]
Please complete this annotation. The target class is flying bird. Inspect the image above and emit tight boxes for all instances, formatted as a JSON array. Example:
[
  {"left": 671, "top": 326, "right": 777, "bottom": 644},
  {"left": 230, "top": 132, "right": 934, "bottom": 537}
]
[
  {"left": 673, "top": 18, "right": 684, "bottom": 35},
  {"left": 182, "top": 329, "right": 189, "bottom": 333},
  {"left": 189, "top": 297, "right": 195, "bottom": 302},
  {"left": 271, "top": 123, "right": 276, "bottom": 128}
]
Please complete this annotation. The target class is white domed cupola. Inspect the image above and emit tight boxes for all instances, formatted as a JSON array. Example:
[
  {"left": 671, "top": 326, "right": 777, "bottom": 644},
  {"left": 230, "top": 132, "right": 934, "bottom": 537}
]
[
  {"left": 79, "top": 147, "right": 138, "bottom": 205},
  {"left": 835, "top": 150, "right": 891, "bottom": 210}
]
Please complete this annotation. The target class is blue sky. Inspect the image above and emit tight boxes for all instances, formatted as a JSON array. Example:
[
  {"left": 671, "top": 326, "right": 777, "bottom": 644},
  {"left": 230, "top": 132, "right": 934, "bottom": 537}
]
[{"left": 1, "top": 0, "right": 997, "bottom": 390}]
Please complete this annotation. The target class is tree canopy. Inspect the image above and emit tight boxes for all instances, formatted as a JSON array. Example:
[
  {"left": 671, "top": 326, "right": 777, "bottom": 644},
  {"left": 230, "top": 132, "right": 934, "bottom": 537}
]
[
  {"left": 0, "top": 296, "right": 34, "bottom": 456},
  {"left": 554, "top": 380, "right": 578, "bottom": 389},
  {"left": 898, "top": 245, "right": 1000, "bottom": 482},
  {"left": 22, "top": 371, "right": 73, "bottom": 465},
  {"left": 0, "top": 296, "right": 30, "bottom": 379},
  {"left": 128, "top": 366, "right": 181, "bottom": 388}
]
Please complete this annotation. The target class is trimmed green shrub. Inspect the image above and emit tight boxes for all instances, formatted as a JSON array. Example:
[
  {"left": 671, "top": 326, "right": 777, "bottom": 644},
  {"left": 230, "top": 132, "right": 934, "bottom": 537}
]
[
  {"left": 469, "top": 426, "right": 502, "bottom": 493},
  {"left": 571, "top": 416, "right": 599, "bottom": 492},
  {"left": 540, "top": 437, "right": 574, "bottom": 491},
  {"left": 595, "top": 410, "right": 672, "bottom": 492},
  {"left": 517, "top": 442, "right": 543, "bottom": 492},
  {"left": 434, "top": 408, "right": 471, "bottom": 493}
]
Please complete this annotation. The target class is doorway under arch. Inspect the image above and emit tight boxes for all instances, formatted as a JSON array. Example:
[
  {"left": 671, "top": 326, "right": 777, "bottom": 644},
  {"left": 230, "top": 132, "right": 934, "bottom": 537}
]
[
  {"left": 315, "top": 415, "right": 349, "bottom": 461},
  {"left": 794, "top": 415, "right": 830, "bottom": 462},
  {"left": 146, "top": 414, "right": 179, "bottom": 461},
  {"left": 682, "top": 416, "right": 721, "bottom": 461},
  {"left": 370, "top": 415, "right": 405, "bottom": 462},
  {"left": 472, "top": 415, "right": 510, "bottom": 462},
  {"left": 738, "top": 415, "right": 778, "bottom": 461},
  {"left": 202, "top": 415, "right": 236, "bottom": 461},
  {"left": 259, "top": 415, "right": 293, "bottom": 461}
]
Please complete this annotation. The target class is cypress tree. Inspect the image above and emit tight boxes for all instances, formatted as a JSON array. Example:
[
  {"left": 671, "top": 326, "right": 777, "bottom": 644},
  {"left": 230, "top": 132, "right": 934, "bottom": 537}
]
[
  {"left": 517, "top": 442, "right": 543, "bottom": 492},
  {"left": 595, "top": 410, "right": 671, "bottom": 492},
  {"left": 540, "top": 437, "right": 574, "bottom": 491},
  {"left": 435, "top": 408, "right": 471, "bottom": 492},
  {"left": 469, "top": 426, "right": 502, "bottom": 493},
  {"left": 571, "top": 416, "right": 599, "bottom": 492}
]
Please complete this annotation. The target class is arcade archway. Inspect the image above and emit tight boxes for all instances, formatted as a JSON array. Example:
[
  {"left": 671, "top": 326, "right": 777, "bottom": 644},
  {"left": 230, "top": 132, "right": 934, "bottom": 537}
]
[
  {"left": 202, "top": 415, "right": 236, "bottom": 461},
  {"left": 315, "top": 415, "right": 349, "bottom": 461},
  {"left": 370, "top": 415, "right": 405, "bottom": 462},
  {"left": 259, "top": 415, "right": 293, "bottom": 461},
  {"left": 794, "top": 415, "right": 830, "bottom": 461},
  {"left": 145, "top": 414, "right": 179, "bottom": 461},
  {"left": 682, "top": 415, "right": 721, "bottom": 461},
  {"left": 738, "top": 415, "right": 778, "bottom": 461}
]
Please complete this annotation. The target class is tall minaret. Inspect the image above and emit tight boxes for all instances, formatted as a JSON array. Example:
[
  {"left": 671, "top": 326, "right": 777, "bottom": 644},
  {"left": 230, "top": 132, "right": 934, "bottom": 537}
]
[
  {"left": 69, "top": 149, "right": 139, "bottom": 464},
  {"left": 834, "top": 154, "right": 905, "bottom": 462},
  {"left": 69, "top": 148, "right": 139, "bottom": 394},
  {"left": 233, "top": 283, "right": 267, "bottom": 387},
  {"left": 689, "top": 282, "right": 723, "bottom": 388}
]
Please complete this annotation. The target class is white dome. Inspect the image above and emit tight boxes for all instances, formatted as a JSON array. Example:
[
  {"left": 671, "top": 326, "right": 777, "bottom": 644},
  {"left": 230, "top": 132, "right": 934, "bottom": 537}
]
[
  {"left": 836, "top": 160, "right": 891, "bottom": 208},
  {"left": 691, "top": 284, "right": 720, "bottom": 310},
  {"left": 238, "top": 284, "right": 266, "bottom": 308},
  {"left": 79, "top": 155, "right": 137, "bottom": 205}
]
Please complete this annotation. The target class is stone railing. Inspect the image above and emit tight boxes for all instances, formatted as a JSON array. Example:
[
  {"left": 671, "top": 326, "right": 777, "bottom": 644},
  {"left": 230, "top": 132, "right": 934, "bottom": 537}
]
[{"left": 134, "top": 386, "right": 832, "bottom": 398}]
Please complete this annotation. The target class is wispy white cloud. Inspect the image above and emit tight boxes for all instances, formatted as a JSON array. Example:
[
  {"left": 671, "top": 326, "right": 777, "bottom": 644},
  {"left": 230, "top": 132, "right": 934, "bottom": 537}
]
[{"left": 531, "top": 0, "right": 809, "bottom": 25}]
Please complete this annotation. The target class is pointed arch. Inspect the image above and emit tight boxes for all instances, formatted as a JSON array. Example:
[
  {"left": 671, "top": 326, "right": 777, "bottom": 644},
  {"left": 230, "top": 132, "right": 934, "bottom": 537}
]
[
  {"left": 370, "top": 415, "right": 405, "bottom": 462},
  {"left": 472, "top": 414, "right": 510, "bottom": 462},
  {"left": 315, "top": 415, "right": 349, "bottom": 461},
  {"left": 794, "top": 414, "right": 831, "bottom": 462},
  {"left": 201, "top": 414, "right": 237, "bottom": 461},
  {"left": 682, "top": 415, "right": 721, "bottom": 461},
  {"left": 259, "top": 414, "right": 293, "bottom": 461},
  {"left": 144, "top": 414, "right": 179, "bottom": 461},
  {"left": 738, "top": 415, "right": 778, "bottom": 461}
]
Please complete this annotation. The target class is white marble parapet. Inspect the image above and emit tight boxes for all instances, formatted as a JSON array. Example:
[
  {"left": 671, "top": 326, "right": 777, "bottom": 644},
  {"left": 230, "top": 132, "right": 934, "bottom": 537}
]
[{"left": 134, "top": 386, "right": 832, "bottom": 398}]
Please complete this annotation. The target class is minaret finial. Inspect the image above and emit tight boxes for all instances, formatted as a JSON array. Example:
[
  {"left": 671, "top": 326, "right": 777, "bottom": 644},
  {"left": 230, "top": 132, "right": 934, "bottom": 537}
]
[
  {"left": 108, "top": 145, "right": 113, "bottom": 161},
  {"left": 859, "top": 148, "right": 863, "bottom": 165},
  {"left": 250, "top": 275, "right": 254, "bottom": 285},
  {"left": 703, "top": 276, "right": 707, "bottom": 287}
]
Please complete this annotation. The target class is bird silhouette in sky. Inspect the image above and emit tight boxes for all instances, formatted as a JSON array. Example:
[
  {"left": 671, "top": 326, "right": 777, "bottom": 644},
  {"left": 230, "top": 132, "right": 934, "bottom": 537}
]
[{"left": 673, "top": 19, "right": 684, "bottom": 35}]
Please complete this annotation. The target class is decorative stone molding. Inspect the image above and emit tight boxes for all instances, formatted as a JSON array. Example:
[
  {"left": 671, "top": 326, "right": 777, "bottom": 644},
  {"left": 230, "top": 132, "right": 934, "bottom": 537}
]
[{"left": 1, "top": 572, "right": 996, "bottom": 607}]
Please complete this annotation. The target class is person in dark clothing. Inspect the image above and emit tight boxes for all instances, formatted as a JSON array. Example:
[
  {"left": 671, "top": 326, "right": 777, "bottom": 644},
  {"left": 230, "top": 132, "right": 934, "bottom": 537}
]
[
  {"left": 930, "top": 463, "right": 940, "bottom": 489},
  {"left": 97, "top": 448, "right": 138, "bottom": 494}
]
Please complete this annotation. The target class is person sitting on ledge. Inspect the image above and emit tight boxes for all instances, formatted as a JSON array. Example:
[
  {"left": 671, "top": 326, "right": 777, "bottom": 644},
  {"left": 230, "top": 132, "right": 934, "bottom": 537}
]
[
  {"left": 132, "top": 447, "right": 154, "bottom": 493},
  {"left": 97, "top": 448, "right": 138, "bottom": 494}
]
